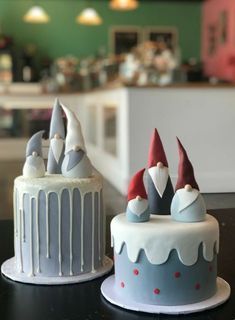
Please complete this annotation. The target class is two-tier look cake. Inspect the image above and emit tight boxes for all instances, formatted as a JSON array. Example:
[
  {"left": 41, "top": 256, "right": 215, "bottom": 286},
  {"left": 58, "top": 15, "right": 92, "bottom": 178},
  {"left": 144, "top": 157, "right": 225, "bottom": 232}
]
[
  {"left": 101, "top": 129, "right": 230, "bottom": 314},
  {"left": 1, "top": 99, "right": 113, "bottom": 284}
]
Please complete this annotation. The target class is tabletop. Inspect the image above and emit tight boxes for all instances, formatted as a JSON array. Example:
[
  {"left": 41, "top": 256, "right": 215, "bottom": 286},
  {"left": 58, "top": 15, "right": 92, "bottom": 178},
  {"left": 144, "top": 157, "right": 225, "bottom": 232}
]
[{"left": 0, "top": 209, "right": 234, "bottom": 320}]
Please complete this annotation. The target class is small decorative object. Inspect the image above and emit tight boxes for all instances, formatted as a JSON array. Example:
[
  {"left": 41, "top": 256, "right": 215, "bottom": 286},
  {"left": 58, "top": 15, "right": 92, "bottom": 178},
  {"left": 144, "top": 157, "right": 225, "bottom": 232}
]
[
  {"left": 147, "top": 129, "right": 174, "bottom": 214},
  {"left": 22, "top": 130, "right": 45, "bottom": 178},
  {"left": 126, "top": 169, "right": 150, "bottom": 223},
  {"left": 171, "top": 138, "right": 206, "bottom": 222}
]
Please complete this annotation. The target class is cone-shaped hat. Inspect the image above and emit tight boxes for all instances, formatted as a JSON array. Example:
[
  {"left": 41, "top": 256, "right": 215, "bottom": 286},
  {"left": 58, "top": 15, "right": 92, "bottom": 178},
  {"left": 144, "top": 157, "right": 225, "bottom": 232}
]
[
  {"left": 175, "top": 138, "right": 199, "bottom": 191},
  {"left": 49, "top": 98, "right": 65, "bottom": 139},
  {"left": 26, "top": 130, "right": 44, "bottom": 157},
  {"left": 62, "top": 104, "right": 86, "bottom": 154},
  {"left": 148, "top": 128, "right": 168, "bottom": 168},
  {"left": 127, "top": 168, "right": 148, "bottom": 201}
]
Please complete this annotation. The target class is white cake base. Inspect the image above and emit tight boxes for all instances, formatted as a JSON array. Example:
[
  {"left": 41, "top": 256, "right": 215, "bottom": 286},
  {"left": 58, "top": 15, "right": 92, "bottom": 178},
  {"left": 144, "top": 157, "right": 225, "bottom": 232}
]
[
  {"left": 101, "top": 275, "right": 230, "bottom": 315},
  {"left": 1, "top": 256, "right": 113, "bottom": 285}
]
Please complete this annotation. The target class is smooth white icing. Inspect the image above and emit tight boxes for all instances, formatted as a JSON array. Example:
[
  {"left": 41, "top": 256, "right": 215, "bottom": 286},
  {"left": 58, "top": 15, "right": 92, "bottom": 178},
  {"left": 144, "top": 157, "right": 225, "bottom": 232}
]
[
  {"left": 128, "top": 198, "right": 149, "bottom": 216},
  {"left": 148, "top": 166, "right": 169, "bottom": 197},
  {"left": 176, "top": 188, "right": 199, "bottom": 212},
  {"left": 23, "top": 156, "right": 45, "bottom": 178},
  {"left": 62, "top": 105, "right": 86, "bottom": 154},
  {"left": 111, "top": 214, "right": 219, "bottom": 266},
  {"left": 14, "top": 173, "right": 102, "bottom": 276},
  {"left": 50, "top": 138, "right": 64, "bottom": 163}
]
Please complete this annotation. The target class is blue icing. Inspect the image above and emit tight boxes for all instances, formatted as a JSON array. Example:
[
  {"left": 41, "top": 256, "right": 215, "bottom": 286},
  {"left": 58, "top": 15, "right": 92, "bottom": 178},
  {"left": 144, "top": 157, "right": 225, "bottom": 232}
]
[
  {"left": 67, "top": 149, "right": 85, "bottom": 171},
  {"left": 171, "top": 193, "right": 206, "bottom": 222},
  {"left": 49, "top": 99, "right": 65, "bottom": 139},
  {"left": 26, "top": 131, "right": 44, "bottom": 157},
  {"left": 114, "top": 243, "right": 217, "bottom": 306},
  {"left": 126, "top": 206, "right": 150, "bottom": 223},
  {"left": 61, "top": 151, "right": 92, "bottom": 178}
]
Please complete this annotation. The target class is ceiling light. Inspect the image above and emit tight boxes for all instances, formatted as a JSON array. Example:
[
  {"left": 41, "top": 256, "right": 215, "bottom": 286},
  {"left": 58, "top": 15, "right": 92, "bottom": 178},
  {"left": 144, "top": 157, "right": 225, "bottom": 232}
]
[
  {"left": 110, "top": 0, "right": 139, "bottom": 11},
  {"left": 23, "top": 6, "right": 50, "bottom": 24},
  {"left": 76, "top": 7, "right": 103, "bottom": 25}
]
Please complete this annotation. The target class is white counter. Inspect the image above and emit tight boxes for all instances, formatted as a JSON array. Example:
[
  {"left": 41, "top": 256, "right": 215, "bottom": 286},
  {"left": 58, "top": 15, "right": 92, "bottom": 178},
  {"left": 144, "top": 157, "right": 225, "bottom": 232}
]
[{"left": 1, "top": 84, "right": 235, "bottom": 194}]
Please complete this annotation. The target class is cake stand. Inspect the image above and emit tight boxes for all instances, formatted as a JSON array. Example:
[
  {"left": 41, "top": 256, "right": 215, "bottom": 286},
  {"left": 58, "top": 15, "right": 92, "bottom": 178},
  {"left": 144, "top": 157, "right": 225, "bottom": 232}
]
[
  {"left": 1, "top": 256, "right": 113, "bottom": 285},
  {"left": 101, "top": 275, "right": 230, "bottom": 315}
]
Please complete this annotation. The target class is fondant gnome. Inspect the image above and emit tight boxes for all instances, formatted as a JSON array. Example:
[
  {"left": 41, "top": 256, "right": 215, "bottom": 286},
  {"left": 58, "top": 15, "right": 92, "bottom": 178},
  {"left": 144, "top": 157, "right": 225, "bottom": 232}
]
[
  {"left": 171, "top": 138, "right": 206, "bottom": 222},
  {"left": 147, "top": 129, "right": 174, "bottom": 215},
  {"left": 126, "top": 169, "right": 150, "bottom": 222},
  {"left": 47, "top": 98, "right": 65, "bottom": 174},
  {"left": 61, "top": 105, "right": 92, "bottom": 178},
  {"left": 23, "top": 130, "right": 45, "bottom": 178}
]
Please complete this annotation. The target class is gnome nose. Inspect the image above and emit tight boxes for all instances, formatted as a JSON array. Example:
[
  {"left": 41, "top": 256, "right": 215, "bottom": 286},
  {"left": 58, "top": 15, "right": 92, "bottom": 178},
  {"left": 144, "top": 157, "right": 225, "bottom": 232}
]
[
  {"left": 72, "top": 145, "right": 80, "bottom": 152},
  {"left": 136, "top": 195, "right": 142, "bottom": 201},
  {"left": 185, "top": 184, "right": 193, "bottom": 192},
  {"left": 32, "top": 151, "right": 38, "bottom": 157},
  {"left": 157, "top": 162, "right": 164, "bottom": 168},
  {"left": 54, "top": 133, "right": 61, "bottom": 139}
]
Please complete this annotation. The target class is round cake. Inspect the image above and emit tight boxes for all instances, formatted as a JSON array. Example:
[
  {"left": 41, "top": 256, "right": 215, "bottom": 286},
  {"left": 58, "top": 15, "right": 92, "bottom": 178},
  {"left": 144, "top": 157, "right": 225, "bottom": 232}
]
[{"left": 111, "top": 213, "right": 218, "bottom": 306}]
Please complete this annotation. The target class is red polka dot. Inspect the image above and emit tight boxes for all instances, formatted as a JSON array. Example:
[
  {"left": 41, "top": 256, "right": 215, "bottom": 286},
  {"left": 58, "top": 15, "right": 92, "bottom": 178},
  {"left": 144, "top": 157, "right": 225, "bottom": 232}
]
[
  {"left": 154, "top": 288, "right": 160, "bottom": 295},
  {"left": 120, "top": 282, "right": 125, "bottom": 288},
  {"left": 174, "top": 271, "right": 181, "bottom": 278},
  {"left": 133, "top": 269, "right": 139, "bottom": 276},
  {"left": 209, "top": 266, "right": 213, "bottom": 272},
  {"left": 195, "top": 283, "right": 201, "bottom": 290}
]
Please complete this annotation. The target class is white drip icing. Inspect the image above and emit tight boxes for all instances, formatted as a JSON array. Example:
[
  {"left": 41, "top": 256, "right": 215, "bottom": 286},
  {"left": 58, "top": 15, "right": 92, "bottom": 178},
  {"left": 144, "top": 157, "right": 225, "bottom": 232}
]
[
  {"left": 14, "top": 173, "right": 103, "bottom": 277},
  {"left": 91, "top": 192, "right": 95, "bottom": 273},
  {"left": 29, "top": 197, "right": 34, "bottom": 276},
  {"left": 69, "top": 190, "right": 73, "bottom": 276},
  {"left": 46, "top": 193, "right": 50, "bottom": 258},
  {"left": 80, "top": 195, "right": 84, "bottom": 272}
]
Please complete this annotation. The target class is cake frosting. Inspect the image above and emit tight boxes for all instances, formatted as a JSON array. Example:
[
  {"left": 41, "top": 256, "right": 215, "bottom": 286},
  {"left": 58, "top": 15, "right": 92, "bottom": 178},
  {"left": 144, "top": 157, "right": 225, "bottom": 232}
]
[
  {"left": 103, "top": 130, "right": 228, "bottom": 309},
  {"left": 2, "top": 99, "right": 112, "bottom": 284}
]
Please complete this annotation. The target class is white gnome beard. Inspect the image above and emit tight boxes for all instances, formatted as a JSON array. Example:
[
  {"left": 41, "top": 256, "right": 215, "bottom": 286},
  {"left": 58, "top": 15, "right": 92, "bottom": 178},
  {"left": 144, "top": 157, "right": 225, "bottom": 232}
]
[
  {"left": 128, "top": 198, "right": 148, "bottom": 217},
  {"left": 23, "top": 156, "right": 45, "bottom": 178},
  {"left": 148, "top": 166, "right": 169, "bottom": 197},
  {"left": 176, "top": 188, "right": 199, "bottom": 212},
  {"left": 51, "top": 138, "right": 64, "bottom": 163}
]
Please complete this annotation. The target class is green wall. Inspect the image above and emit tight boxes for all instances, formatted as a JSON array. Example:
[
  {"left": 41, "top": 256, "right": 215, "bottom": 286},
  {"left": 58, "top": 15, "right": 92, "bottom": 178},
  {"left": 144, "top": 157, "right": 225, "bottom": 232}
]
[{"left": 0, "top": 0, "right": 201, "bottom": 61}]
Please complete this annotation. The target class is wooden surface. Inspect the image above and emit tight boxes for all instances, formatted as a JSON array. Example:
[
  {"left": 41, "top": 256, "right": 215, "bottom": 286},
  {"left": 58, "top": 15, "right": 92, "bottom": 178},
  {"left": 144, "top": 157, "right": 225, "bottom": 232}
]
[{"left": 0, "top": 210, "right": 234, "bottom": 320}]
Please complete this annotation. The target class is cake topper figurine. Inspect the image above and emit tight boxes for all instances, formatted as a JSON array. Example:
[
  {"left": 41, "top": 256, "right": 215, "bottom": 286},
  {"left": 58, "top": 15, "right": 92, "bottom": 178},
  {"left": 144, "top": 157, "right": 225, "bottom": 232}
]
[
  {"left": 61, "top": 105, "right": 92, "bottom": 178},
  {"left": 47, "top": 98, "right": 65, "bottom": 174},
  {"left": 147, "top": 129, "right": 174, "bottom": 215},
  {"left": 126, "top": 169, "right": 150, "bottom": 222},
  {"left": 171, "top": 138, "right": 206, "bottom": 222},
  {"left": 23, "top": 130, "right": 45, "bottom": 178}
]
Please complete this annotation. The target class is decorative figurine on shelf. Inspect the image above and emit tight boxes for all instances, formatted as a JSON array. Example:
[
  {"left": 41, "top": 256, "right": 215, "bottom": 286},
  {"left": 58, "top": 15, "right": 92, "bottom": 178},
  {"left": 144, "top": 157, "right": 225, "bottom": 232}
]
[
  {"left": 61, "top": 105, "right": 92, "bottom": 178},
  {"left": 47, "top": 98, "right": 65, "bottom": 174},
  {"left": 147, "top": 129, "right": 174, "bottom": 215},
  {"left": 171, "top": 138, "right": 206, "bottom": 222},
  {"left": 126, "top": 168, "right": 150, "bottom": 223},
  {"left": 23, "top": 130, "right": 45, "bottom": 178}
]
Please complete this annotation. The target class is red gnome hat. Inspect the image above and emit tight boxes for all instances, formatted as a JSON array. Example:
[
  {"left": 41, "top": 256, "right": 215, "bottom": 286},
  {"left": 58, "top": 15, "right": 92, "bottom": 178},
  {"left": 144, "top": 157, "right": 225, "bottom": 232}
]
[
  {"left": 148, "top": 128, "right": 168, "bottom": 168},
  {"left": 175, "top": 138, "right": 199, "bottom": 191},
  {"left": 127, "top": 169, "right": 148, "bottom": 202}
]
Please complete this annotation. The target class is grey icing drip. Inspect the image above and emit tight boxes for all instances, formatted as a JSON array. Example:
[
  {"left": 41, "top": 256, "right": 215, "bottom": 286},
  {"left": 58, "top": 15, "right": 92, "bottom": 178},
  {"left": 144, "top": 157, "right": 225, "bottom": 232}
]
[
  {"left": 22, "top": 208, "right": 26, "bottom": 242},
  {"left": 69, "top": 190, "right": 73, "bottom": 276},
  {"left": 29, "top": 197, "right": 34, "bottom": 277},
  {"left": 91, "top": 192, "right": 95, "bottom": 273},
  {"left": 36, "top": 194, "right": 40, "bottom": 273},
  {"left": 19, "top": 209, "right": 23, "bottom": 273},
  {"left": 98, "top": 191, "right": 101, "bottom": 261},
  {"left": 58, "top": 191, "right": 62, "bottom": 276},
  {"left": 81, "top": 195, "right": 84, "bottom": 272},
  {"left": 46, "top": 193, "right": 50, "bottom": 258}
]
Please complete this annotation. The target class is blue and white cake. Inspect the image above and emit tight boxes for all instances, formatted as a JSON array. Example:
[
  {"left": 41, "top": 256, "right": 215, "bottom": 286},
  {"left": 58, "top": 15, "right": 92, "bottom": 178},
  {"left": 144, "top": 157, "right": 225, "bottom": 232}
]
[
  {"left": 1, "top": 100, "right": 112, "bottom": 284},
  {"left": 107, "top": 134, "right": 225, "bottom": 308}
]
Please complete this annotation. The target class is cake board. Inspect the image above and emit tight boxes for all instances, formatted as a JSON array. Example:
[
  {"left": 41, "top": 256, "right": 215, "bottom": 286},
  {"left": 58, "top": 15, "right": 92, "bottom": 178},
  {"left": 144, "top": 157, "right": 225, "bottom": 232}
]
[
  {"left": 1, "top": 256, "right": 113, "bottom": 285},
  {"left": 101, "top": 275, "right": 231, "bottom": 315}
]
